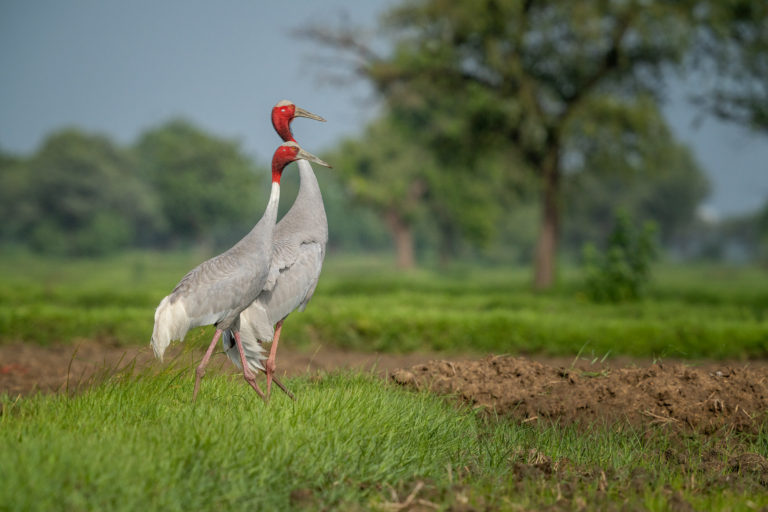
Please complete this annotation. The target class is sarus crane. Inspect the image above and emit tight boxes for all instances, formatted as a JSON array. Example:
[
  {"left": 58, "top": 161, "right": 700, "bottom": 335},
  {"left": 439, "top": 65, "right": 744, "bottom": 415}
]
[
  {"left": 222, "top": 100, "right": 329, "bottom": 400},
  {"left": 150, "top": 141, "right": 331, "bottom": 401}
]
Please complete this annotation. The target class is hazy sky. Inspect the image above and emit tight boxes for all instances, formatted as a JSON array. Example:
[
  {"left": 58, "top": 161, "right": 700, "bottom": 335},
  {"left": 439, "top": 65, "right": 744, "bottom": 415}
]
[{"left": 1, "top": 1, "right": 766, "bottom": 217}]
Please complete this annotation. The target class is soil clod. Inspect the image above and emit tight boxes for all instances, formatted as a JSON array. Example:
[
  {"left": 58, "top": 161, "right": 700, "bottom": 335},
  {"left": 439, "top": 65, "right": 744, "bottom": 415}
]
[{"left": 392, "top": 355, "right": 768, "bottom": 432}]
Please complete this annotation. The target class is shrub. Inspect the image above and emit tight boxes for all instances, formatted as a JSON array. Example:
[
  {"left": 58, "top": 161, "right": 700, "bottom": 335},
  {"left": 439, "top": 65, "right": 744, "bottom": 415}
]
[{"left": 583, "top": 211, "right": 658, "bottom": 302}]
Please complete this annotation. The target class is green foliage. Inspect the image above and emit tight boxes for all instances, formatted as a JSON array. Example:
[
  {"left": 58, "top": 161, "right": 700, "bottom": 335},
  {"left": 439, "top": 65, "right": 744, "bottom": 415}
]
[
  {"left": 0, "top": 148, "right": 32, "bottom": 244},
  {"left": 693, "top": 0, "right": 768, "bottom": 131},
  {"left": 309, "top": 0, "right": 712, "bottom": 283},
  {"left": 6, "top": 130, "right": 162, "bottom": 256},
  {"left": 1, "top": 371, "right": 766, "bottom": 510},
  {"left": 583, "top": 212, "right": 658, "bottom": 303},
  {"left": 563, "top": 96, "right": 710, "bottom": 251},
  {"left": 134, "top": 119, "right": 266, "bottom": 247},
  {"left": 0, "top": 121, "right": 274, "bottom": 256},
  {"left": 757, "top": 200, "right": 768, "bottom": 264},
  {"left": 329, "top": 116, "right": 431, "bottom": 226},
  {"left": 326, "top": 115, "right": 514, "bottom": 264},
  {"left": 1, "top": 251, "right": 767, "bottom": 359}
]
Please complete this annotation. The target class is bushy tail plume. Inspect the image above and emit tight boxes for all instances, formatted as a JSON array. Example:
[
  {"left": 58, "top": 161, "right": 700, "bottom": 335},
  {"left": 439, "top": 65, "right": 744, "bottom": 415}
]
[{"left": 150, "top": 296, "right": 190, "bottom": 361}]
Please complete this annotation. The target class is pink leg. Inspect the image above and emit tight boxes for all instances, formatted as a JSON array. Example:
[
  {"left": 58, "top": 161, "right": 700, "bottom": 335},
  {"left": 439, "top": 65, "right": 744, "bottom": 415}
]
[
  {"left": 234, "top": 331, "right": 266, "bottom": 401},
  {"left": 269, "top": 374, "right": 295, "bottom": 401},
  {"left": 265, "top": 319, "right": 284, "bottom": 400},
  {"left": 193, "top": 329, "right": 222, "bottom": 402}
]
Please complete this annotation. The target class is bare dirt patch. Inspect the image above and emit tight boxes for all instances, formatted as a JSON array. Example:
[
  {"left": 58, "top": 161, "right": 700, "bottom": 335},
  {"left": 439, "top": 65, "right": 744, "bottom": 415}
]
[
  {"left": 392, "top": 355, "right": 768, "bottom": 433},
  {"left": 0, "top": 341, "right": 443, "bottom": 396}
]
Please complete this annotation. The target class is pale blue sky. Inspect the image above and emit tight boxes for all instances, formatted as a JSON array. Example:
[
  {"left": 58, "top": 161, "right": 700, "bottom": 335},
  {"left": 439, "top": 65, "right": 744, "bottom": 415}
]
[{"left": 1, "top": 1, "right": 766, "bottom": 217}]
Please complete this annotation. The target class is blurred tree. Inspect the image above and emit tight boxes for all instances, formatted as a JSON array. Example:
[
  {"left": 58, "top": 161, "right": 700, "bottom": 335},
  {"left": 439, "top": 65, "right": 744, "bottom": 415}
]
[
  {"left": 327, "top": 117, "right": 430, "bottom": 268},
  {"left": 693, "top": 0, "right": 768, "bottom": 132},
  {"left": 757, "top": 200, "right": 768, "bottom": 264},
  {"left": 0, "top": 148, "right": 31, "bottom": 245},
  {"left": 305, "top": 0, "right": 699, "bottom": 288},
  {"left": 19, "top": 129, "right": 162, "bottom": 256},
  {"left": 562, "top": 96, "right": 709, "bottom": 251},
  {"left": 327, "top": 114, "right": 516, "bottom": 267},
  {"left": 315, "top": 169, "right": 392, "bottom": 254},
  {"left": 134, "top": 119, "right": 265, "bottom": 248}
]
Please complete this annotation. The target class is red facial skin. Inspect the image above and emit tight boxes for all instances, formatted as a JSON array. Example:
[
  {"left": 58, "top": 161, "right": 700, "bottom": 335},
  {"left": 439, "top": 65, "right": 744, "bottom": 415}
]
[
  {"left": 271, "top": 144, "right": 299, "bottom": 183},
  {"left": 271, "top": 104, "right": 297, "bottom": 142}
]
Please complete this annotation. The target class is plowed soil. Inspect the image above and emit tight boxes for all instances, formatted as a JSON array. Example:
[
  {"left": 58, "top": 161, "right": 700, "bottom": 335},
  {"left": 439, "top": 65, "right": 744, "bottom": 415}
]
[
  {"left": 393, "top": 356, "right": 768, "bottom": 433},
  {"left": 2, "top": 342, "right": 767, "bottom": 433}
]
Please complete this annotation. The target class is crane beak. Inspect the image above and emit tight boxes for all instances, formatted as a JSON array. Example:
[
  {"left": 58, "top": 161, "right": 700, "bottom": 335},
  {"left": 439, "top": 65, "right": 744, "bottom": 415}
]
[
  {"left": 297, "top": 148, "right": 332, "bottom": 168},
  {"left": 294, "top": 106, "right": 326, "bottom": 122}
]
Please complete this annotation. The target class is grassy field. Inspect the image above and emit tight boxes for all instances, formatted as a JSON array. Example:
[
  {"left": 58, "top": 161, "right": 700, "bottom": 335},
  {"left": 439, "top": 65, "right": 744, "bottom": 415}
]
[
  {"left": 2, "top": 370, "right": 767, "bottom": 510},
  {"left": 2, "top": 251, "right": 767, "bottom": 510},
  {"left": 0, "top": 250, "right": 766, "bottom": 358}
]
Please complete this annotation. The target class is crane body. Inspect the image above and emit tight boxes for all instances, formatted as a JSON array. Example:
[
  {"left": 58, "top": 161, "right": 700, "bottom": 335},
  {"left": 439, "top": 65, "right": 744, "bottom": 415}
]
[
  {"left": 150, "top": 141, "right": 330, "bottom": 401},
  {"left": 222, "top": 100, "right": 329, "bottom": 398}
]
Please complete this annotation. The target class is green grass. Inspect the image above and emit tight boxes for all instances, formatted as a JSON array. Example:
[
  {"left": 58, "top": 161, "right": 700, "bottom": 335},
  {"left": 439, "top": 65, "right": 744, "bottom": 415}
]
[
  {"left": 2, "top": 371, "right": 766, "bottom": 510},
  {"left": 1, "top": 250, "right": 767, "bottom": 358}
]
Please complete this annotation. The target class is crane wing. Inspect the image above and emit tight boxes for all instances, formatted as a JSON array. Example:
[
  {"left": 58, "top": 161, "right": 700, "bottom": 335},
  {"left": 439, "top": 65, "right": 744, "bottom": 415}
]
[
  {"left": 169, "top": 250, "right": 268, "bottom": 328},
  {"left": 254, "top": 239, "right": 324, "bottom": 325}
]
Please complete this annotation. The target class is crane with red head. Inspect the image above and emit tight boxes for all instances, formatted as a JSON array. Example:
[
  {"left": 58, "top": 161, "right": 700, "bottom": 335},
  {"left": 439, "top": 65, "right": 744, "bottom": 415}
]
[
  {"left": 222, "top": 100, "right": 331, "bottom": 400},
  {"left": 151, "top": 140, "right": 330, "bottom": 401}
]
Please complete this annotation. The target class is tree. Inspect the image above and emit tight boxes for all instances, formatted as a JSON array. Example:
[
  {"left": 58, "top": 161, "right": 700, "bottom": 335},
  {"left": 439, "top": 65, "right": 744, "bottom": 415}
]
[
  {"left": 305, "top": 0, "right": 698, "bottom": 288},
  {"left": 562, "top": 96, "right": 709, "bottom": 251},
  {"left": 327, "top": 112, "right": 516, "bottom": 267},
  {"left": 327, "top": 116, "right": 430, "bottom": 268},
  {"left": 757, "top": 200, "right": 768, "bottom": 264},
  {"left": 134, "top": 119, "right": 265, "bottom": 248},
  {"left": 19, "top": 129, "right": 161, "bottom": 256},
  {"left": 692, "top": 0, "right": 768, "bottom": 132},
  {"left": 0, "top": 148, "right": 31, "bottom": 245}
]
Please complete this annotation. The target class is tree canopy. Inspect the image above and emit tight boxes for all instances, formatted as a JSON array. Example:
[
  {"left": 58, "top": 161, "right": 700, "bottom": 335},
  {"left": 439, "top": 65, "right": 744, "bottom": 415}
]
[
  {"left": 11, "top": 129, "right": 161, "bottom": 256},
  {"left": 134, "top": 119, "right": 265, "bottom": 248},
  {"left": 306, "top": 0, "right": 709, "bottom": 285},
  {"left": 692, "top": 0, "right": 768, "bottom": 132}
]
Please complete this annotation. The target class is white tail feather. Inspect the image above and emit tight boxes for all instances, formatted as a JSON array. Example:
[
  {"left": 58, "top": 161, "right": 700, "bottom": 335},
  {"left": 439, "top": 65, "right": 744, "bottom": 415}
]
[{"left": 150, "top": 296, "right": 190, "bottom": 361}]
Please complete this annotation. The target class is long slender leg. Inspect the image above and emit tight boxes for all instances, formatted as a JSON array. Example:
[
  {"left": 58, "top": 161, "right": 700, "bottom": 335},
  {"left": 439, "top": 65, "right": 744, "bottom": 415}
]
[
  {"left": 193, "top": 329, "right": 222, "bottom": 402},
  {"left": 234, "top": 331, "right": 266, "bottom": 401},
  {"left": 265, "top": 319, "right": 284, "bottom": 400},
  {"left": 270, "top": 374, "right": 295, "bottom": 401}
]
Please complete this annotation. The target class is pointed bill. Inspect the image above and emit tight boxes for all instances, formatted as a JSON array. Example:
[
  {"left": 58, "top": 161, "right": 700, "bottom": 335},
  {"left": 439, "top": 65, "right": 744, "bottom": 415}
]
[
  {"left": 297, "top": 147, "right": 332, "bottom": 168},
  {"left": 294, "top": 106, "right": 326, "bottom": 122}
]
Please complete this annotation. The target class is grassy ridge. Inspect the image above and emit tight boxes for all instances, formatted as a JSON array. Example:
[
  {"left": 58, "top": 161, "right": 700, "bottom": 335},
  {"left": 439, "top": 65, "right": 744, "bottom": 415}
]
[
  {"left": 1, "top": 250, "right": 767, "bottom": 358},
  {"left": 1, "top": 371, "right": 766, "bottom": 510}
]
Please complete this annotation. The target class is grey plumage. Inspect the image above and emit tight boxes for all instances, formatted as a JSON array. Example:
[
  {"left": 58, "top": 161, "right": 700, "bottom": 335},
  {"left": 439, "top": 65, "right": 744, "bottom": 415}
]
[
  {"left": 150, "top": 181, "right": 281, "bottom": 361},
  {"left": 149, "top": 139, "right": 331, "bottom": 395},
  {"left": 222, "top": 157, "right": 327, "bottom": 372}
]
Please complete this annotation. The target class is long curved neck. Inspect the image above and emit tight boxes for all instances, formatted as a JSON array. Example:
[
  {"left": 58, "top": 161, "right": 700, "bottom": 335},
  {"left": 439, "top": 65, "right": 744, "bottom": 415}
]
[
  {"left": 262, "top": 181, "right": 281, "bottom": 226},
  {"left": 260, "top": 157, "right": 287, "bottom": 231},
  {"left": 296, "top": 159, "right": 322, "bottom": 204},
  {"left": 272, "top": 118, "right": 294, "bottom": 143},
  {"left": 236, "top": 178, "right": 280, "bottom": 254}
]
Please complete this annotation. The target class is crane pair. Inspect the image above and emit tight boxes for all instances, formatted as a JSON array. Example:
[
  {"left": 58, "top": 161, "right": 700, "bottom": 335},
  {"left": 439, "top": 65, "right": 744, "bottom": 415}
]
[{"left": 150, "top": 100, "right": 330, "bottom": 402}]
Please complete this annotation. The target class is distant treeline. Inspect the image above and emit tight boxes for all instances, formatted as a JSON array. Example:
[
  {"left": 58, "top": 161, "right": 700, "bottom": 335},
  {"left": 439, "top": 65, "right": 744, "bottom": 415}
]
[
  {"left": 0, "top": 116, "right": 765, "bottom": 264},
  {"left": 5, "top": 0, "right": 768, "bottom": 275}
]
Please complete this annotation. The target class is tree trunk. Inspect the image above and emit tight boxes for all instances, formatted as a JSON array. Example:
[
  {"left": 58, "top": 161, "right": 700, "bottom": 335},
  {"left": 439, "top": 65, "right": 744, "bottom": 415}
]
[
  {"left": 533, "top": 146, "right": 560, "bottom": 290},
  {"left": 385, "top": 210, "right": 415, "bottom": 269}
]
